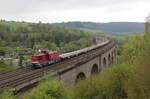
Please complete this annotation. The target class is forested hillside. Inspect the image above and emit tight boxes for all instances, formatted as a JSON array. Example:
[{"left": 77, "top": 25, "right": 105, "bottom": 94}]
[
  {"left": 0, "top": 20, "right": 95, "bottom": 53},
  {"left": 54, "top": 22, "right": 144, "bottom": 33}
]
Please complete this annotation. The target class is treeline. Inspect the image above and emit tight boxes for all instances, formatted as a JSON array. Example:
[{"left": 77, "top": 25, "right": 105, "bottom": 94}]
[{"left": 0, "top": 20, "right": 94, "bottom": 52}]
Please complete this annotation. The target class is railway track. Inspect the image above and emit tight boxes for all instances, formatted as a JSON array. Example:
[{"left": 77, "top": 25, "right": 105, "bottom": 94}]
[
  {"left": 0, "top": 39, "right": 117, "bottom": 92},
  {"left": 0, "top": 68, "right": 31, "bottom": 82}
]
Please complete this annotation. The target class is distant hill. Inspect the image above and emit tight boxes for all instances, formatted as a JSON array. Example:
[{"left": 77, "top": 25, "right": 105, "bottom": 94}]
[{"left": 53, "top": 22, "right": 144, "bottom": 33}]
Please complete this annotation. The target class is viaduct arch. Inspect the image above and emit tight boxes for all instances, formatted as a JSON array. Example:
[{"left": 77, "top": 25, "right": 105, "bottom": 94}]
[
  {"left": 75, "top": 72, "right": 86, "bottom": 83},
  {"left": 91, "top": 64, "right": 99, "bottom": 75}
]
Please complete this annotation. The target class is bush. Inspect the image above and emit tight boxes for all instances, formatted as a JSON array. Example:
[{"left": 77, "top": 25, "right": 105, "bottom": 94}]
[
  {"left": 72, "top": 64, "right": 130, "bottom": 99},
  {"left": 126, "top": 39, "right": 150, "bottom": 99},
  {"left": 119, "top": 34, "right": 145, "bottom": 64},
  {"left": 0, "top": 89, "right": 15, "bottom": 99},
  {"left": 0, "top": 59, "right": 14, "bottom": 72},
  {"left": 24, "top": 78, "right": 68, "bottom": 99},
  {"left": 72, "top": 77, "right": 101, "bottom": 99}
]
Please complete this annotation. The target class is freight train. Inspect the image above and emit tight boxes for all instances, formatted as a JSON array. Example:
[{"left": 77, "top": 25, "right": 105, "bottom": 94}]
[{"left": 31, "top": 40, "right": 110, "bottom": 69}]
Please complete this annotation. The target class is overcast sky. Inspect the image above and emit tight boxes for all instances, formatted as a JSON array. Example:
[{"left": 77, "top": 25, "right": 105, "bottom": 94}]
[{"left": 0, "top": 0, "right": 150, "bottom": 23}]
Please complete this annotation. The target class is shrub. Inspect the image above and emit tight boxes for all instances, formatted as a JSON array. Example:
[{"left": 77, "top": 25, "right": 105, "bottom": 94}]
[
  {"left": 72, "top": 64, "right": 131, "bottom": 99},
  {"left": 0, "top": 89, "right": 15, "bottom": 99},
  {"left": 24, "top": 78, "right": 68, "bottom": 99},
  {"left": 126, "top": 41, "right": 150, "bottom": 99}
]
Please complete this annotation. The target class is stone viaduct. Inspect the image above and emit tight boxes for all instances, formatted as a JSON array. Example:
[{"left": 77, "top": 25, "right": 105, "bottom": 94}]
[{"left": 55, "top": 38, "right": 117, "bottom": 86}]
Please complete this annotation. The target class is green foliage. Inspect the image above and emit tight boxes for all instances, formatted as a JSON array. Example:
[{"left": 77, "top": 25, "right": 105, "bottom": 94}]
[
  {"left": 0, "top": 47, "right": 33, "bottom": 55},
  {"left": 71, "top": 77, "right": 100, "bottom": 99},
  {"left": 64, "top": 38, "right": 93, "bottom": 52},
  {"left": 127, "top": 54, "right": 150, "bottom": 99},
  {"left": 0, "top": 40, "right": 7, "bottom": 46},
  {"left": 126, "top": 25, "right": 150, "bottom": 99},
  {"left": 19, "top": 56, "right": 24, "bottom": 67},
  {"left": 0, "top": 89, "right": 15, "bottom": 99},
  {"left": 0, "top": 59, "right": 15, "bottom": 72},
  {"left": 119, "top": 34, "right": 145, "bottom": 64},
  {"left": 64, "top": 43, "right": 79, "bottom": 52},
  {"left": 72, "top": 64, "right": 130, "bottom": 99},
  {"left": 0, "top": 20, "right": 31, "bottom": 33},
  {"left": 47, "top": 42, "right": 58, "bottom": 51},
  {"left": 0, "top": 20, "right": 94, "bottom": 53},
  {"left": 24, "top": 79, "right": 68, "bottom": 99}
]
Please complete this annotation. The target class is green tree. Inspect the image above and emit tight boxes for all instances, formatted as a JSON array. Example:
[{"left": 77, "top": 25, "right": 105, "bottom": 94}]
[
  {"left": 126, "top": 18, "right": 150, "bottom": 99},
  {"left": 19, "top": 56, "right": 24, "bottom": 67},
  {"left": 48, "top": 42, "right": 58, "bottom": 51},
  {"left": 0, "top": 40, "right": 6, "bottom": 47},
  {"left": 24, "top": 79, "right": 68, "bottom": 99},
  {"left": 127, "top": 54, "right": 150, "bottom": 99},
  {"left": 119, "top": 34, "right": 145, "bottom": 64},
  {"left": 64, "top": 43, "right": 79, "bottom": 52}
]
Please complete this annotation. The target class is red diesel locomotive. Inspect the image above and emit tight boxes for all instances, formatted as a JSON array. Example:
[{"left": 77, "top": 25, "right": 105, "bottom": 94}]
[{"left": 31, "top": 50, "right": 60, "bottom": 69}]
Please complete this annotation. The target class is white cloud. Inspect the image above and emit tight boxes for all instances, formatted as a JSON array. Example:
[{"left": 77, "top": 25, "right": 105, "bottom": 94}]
[{"left": 0, "top": 0, "right": 150, "bottom": 22}]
